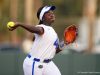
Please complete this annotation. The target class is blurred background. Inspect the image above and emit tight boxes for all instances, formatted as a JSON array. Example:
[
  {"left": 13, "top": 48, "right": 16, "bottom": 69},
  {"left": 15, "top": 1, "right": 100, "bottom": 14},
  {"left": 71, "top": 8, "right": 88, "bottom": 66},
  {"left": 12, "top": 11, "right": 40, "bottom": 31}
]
[{"left": 0, "top": 0, "right": 100, "bottom": 75}]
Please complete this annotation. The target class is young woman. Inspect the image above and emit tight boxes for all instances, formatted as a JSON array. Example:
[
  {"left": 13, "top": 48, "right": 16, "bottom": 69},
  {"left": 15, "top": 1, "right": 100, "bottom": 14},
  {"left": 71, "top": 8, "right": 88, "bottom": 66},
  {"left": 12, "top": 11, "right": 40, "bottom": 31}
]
[{"left": 9, "top": 5, "right": 63, "bottom": 75}]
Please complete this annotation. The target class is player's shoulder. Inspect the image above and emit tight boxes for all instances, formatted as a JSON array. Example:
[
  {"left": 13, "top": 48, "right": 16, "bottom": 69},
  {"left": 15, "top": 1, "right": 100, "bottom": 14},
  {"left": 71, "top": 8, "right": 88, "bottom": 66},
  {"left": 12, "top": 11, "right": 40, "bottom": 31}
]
[
  {"left": 36, "top": 24, "right": 48, "bottom": 27},
  {"left": 36, "top": 24, "right": 55, "bottom": 32},
  {"left": 36, "top": 24, "right": 51, "bottom": 29}
]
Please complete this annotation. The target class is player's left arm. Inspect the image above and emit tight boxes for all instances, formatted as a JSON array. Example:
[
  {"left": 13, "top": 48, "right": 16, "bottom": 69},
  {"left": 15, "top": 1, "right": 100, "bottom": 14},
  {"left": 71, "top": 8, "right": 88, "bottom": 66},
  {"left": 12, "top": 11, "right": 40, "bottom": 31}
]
[
  {"left": 56, "top": 46, "right": 62, "bottom": 54},
  {"left": 56, "top": 41, "right": 67, "bottom": 54},
  {"left": 56, "top": 25, "right": 78, "bottom": 54}
]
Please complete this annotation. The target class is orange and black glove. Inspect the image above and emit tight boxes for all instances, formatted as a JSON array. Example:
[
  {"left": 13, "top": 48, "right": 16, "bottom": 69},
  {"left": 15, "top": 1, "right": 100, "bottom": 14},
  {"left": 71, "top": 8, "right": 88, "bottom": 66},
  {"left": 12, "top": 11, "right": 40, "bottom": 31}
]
[{"left": 64, "top": 24, "right": 78, "bottom": 45}]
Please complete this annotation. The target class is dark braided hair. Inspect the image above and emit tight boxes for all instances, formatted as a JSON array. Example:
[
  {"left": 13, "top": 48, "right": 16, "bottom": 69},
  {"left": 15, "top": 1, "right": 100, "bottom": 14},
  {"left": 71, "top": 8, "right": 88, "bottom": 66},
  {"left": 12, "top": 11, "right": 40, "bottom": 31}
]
[{"left": 37, "top": 6, "right": 44, "bottom": 24}]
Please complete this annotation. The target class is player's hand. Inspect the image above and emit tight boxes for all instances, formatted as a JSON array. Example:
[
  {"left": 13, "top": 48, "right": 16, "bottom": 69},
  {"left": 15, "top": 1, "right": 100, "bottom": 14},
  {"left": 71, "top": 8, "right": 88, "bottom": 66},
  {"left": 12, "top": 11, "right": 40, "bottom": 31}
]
[{"left": 7, "top": 22, "right": 19, "bottom": 31}]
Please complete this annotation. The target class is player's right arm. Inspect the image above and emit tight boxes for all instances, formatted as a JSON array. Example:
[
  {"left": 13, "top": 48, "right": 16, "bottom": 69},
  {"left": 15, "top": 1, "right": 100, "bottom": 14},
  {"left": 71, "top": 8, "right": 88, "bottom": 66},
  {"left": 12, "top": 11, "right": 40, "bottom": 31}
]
[{"left": 9, "top": 22, "right": 44, "bottom": 35}]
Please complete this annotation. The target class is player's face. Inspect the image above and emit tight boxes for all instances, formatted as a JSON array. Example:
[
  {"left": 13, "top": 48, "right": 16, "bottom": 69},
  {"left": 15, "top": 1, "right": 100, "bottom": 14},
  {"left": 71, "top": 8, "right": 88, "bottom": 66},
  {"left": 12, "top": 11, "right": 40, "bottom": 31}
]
[{"left": 43, "top": 10, "right": 55, "bottom": 25}]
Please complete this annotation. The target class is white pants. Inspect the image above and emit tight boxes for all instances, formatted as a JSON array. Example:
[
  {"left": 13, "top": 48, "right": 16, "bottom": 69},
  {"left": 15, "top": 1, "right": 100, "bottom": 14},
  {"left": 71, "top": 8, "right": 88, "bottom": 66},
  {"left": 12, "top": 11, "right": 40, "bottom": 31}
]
[{"left": 23, "top": 56, "right": 61, "bottom": 75}]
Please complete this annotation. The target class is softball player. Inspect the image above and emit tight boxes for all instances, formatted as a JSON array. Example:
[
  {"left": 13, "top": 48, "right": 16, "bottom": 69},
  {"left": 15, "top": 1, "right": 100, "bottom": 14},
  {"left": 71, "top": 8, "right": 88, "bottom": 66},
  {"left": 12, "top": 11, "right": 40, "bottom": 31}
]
[{"left": 9, "top": 5, "right": 62, "bottom": 75}]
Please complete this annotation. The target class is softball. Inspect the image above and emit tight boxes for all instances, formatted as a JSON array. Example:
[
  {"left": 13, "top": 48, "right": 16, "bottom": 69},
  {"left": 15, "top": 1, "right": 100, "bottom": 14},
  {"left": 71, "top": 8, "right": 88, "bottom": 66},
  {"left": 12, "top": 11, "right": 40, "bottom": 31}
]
[{"left": 7, "top": 21, "right": 15, "bottom": 29}]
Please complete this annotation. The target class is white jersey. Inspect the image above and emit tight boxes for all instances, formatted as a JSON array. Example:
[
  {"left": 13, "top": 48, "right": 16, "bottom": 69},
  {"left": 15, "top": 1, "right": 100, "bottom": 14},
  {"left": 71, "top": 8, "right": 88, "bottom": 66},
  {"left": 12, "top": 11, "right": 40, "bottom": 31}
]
[{"left": 30, "top": 24, "right": 59, "bottom": 60}]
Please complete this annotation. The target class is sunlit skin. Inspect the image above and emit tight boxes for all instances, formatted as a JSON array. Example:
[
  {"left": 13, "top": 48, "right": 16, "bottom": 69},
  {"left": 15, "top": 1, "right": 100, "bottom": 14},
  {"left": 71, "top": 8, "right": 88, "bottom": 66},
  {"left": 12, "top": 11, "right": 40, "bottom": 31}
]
[
  {"left": 43, "top": 10, "right": 55, "bottom": 26},
  {"left": 8, "top": 10, "right": 55, "bottom": 33}
]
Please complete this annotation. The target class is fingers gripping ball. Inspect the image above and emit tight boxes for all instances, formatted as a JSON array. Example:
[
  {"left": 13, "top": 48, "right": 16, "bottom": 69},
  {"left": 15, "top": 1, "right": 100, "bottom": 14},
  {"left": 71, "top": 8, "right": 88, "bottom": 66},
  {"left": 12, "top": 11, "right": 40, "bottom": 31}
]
[
  {"left": 7, "top": 21, "right": 15, "bottom": 29},
  {"left": 64, "top": 25, "right": 78, "bottom": 44}
]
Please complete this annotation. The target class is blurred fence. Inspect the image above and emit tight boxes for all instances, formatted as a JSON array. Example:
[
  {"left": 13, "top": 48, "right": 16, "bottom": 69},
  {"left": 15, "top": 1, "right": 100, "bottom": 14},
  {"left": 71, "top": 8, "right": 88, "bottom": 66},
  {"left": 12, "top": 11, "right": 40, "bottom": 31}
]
[
  {"left": 0, "top": 52, "right": 25, "bottom": 75},
  {"left": 0, "top": 48, "right": 100, "bottom": 75}
]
